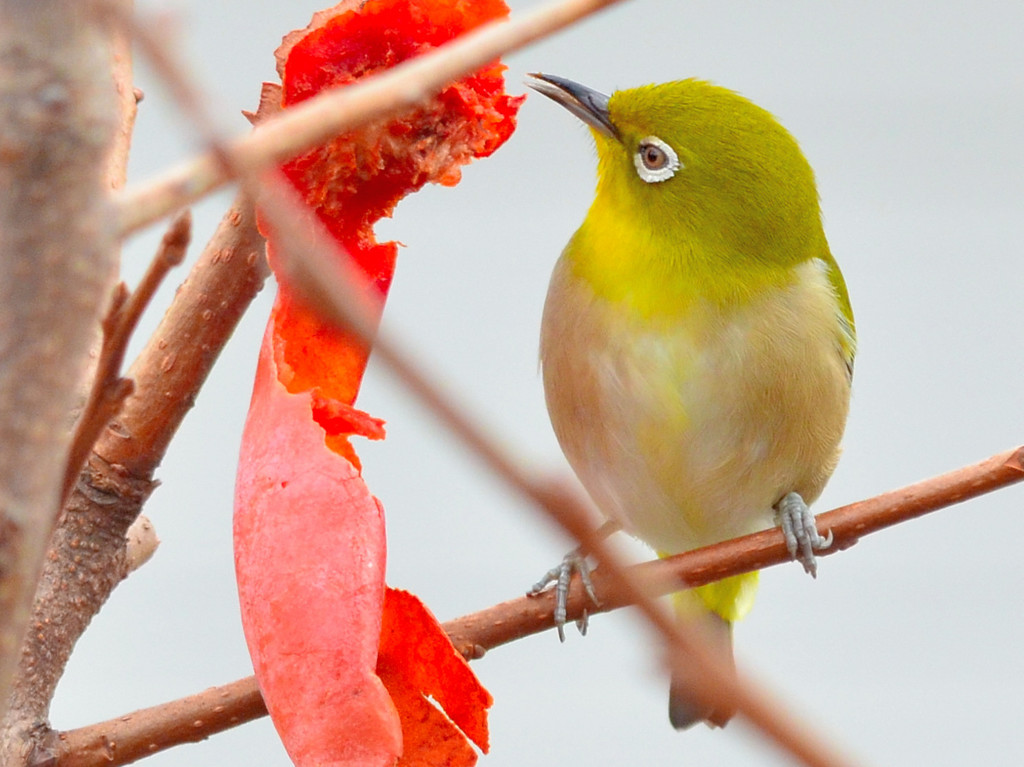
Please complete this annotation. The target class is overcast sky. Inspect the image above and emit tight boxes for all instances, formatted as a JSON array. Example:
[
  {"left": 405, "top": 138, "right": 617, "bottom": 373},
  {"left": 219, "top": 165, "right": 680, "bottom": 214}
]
[{"left": 52, "top": 2, "right": 1024, "bottom": 765}]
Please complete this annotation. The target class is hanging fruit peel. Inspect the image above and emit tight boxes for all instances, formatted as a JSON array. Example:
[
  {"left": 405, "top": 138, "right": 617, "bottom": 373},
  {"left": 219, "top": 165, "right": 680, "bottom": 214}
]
[{"left": 234, "top": 1, "right": 522, "bottom": 765}]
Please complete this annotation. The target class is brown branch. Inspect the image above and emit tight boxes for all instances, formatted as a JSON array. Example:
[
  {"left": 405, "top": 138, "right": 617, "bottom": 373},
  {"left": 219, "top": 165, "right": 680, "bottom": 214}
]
[
  {"left": 72, "top": 0, "right": 138, "bottom": 442},
  {"left": 61, "top": 210, "right": 192, "bottom": 506},
  {"left": 97, "top": 196, "right": 268, "bottom": 473},
  {"left": 52, "top": 446, "right": 1024, "bottom": 767},
  {"left": 0, "top": 0, "right": 121, "bottom": 742},
  {"left": 126, "top": 8, "right": 861, "bottom": 763},
  {"left": 53, "top": 679, "right": 265, "bottom": 767},
  {"left": 103, "top": 0, "right": 137, "bottom": 194},
  {"left": 113, "top": 0, "right": 630, "bottom": 236},
  {"left": 5, "top": 195, "right": 269, "bottom": 766},
  {"left": 447, "top": 445, "right": 1024, "bottom": 652}
]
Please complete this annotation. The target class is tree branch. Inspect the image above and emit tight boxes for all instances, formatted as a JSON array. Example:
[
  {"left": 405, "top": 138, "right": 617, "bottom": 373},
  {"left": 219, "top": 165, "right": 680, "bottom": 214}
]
[
  {"left": 127, "top": 6, "right": 859, "bottom": 756},
  {"left": 0, "top": 0, "right": 120, "bottom": 740},
  {"left": 53, "top": 678, "right": 265, "bottom": 767},
  {"left": 102, "top": 0, "right": 137, "bottom": 194},
  {"left": 447, "top": 445, "right": 1024, "bottom": 653},
  {"left": 98, "top": 195, "right": 268, "bottom": 474},
  {"left": 4, "top": 195, "right": 268, "bottom": 766},
  {"left": 114, "top": 0, "right": 630, "bottom": 236},
  {"left": 61, "top": 210, "right": 192, "bottom": 506},
  {"left": 51, "top": 447, "right": 1024, "bottom": 767}
]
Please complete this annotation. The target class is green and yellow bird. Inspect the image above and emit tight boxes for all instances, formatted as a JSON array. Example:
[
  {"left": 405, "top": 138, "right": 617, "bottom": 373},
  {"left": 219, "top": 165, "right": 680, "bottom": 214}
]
[{"left": 527, "top": 73, "right": 855, "bottom": 729}]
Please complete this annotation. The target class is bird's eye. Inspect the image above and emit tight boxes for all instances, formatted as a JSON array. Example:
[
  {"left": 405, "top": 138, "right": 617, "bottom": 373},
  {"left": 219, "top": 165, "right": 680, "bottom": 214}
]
[
  {"left": 633, "top": 136, "right": 680, "bottom": 183},
  {"left": 641, "top": 144, "right": 668, "bottom": 169}
]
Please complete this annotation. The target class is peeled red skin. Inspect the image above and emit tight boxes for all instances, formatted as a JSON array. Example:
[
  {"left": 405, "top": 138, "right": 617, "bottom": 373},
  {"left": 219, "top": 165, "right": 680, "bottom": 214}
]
[
  {"left": 233, "top": 1, "right": 521, "bottom": 765},
  {"left": 234, "top": 320, "right": 401, "bottom": 767}
]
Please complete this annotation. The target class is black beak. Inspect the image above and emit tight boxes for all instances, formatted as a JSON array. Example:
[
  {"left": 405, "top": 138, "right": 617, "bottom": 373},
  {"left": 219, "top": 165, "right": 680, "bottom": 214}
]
[{"left": 525, "top": 73, "right": 619, "bottom": 140}]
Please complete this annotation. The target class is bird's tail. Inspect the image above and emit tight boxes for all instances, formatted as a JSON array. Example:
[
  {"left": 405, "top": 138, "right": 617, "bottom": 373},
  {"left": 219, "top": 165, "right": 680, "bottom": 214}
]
[
  {"left": 667, "top": 571, "right": 759, "bottom": 729},
  {"left": 668, "top": 611, "right": 735, "bottom": 729}
]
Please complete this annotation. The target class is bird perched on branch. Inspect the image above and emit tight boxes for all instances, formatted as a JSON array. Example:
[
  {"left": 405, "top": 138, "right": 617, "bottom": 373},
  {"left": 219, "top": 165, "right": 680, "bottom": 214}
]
[{"left": 527, "top": 72, "right": 854, "bottom": 729}]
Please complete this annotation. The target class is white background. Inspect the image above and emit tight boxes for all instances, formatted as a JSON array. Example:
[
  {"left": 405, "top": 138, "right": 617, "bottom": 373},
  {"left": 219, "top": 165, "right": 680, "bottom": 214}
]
[{"left": 51, "top": 1, "right": 1024, "bottom": 765}]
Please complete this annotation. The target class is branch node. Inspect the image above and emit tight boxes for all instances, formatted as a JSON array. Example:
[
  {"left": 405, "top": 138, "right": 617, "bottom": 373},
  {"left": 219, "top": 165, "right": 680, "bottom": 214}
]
[
  {"left": 1003, "top": 445, "right": 1024, "bottom": 473},
  {"left": 158, "top": 209, "right": 192, "bottom": 267},
  {"left": 124, "top": 515, "right": 159, "bottom": 573}
]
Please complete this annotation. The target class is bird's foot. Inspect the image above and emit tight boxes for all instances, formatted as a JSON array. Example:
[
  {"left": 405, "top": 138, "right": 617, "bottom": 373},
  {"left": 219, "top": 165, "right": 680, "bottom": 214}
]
[
  {"left": 528, "top": 548, "right": 600, "bottom": 642},
  {"left": 774, "top": 491, "right": 832, "bottom": 578}
]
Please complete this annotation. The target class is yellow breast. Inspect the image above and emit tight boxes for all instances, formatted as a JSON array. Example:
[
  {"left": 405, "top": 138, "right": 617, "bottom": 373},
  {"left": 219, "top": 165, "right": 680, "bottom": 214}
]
[{"left": 540, "top": 252, "right": 851, "bottom": 555}]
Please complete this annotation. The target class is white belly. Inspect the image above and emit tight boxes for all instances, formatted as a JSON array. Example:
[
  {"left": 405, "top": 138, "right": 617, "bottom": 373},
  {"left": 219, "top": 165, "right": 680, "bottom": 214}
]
[{"left": 540, "top": 258, "right": 851, "bottom": 554}]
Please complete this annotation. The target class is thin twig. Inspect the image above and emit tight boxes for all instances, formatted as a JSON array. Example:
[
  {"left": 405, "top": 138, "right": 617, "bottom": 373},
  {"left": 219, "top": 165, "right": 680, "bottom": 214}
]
[
  {"left": 55, "top": 678, "right": 265, "bottom": 767},
  {"left": 114, "top": 0, "right": 630, "bottom": 236},
  {"left": 61, "top": 210, "right": 192, "bottom": 505},
  {"left": 53, "top": 446, "right": 1024, "bottom": 767},
  {"left": 103, "top": 0, "right": 138, "bottom": 192},
  {"left": 126, "top": 9, "right": 860, "bottom": 767}
]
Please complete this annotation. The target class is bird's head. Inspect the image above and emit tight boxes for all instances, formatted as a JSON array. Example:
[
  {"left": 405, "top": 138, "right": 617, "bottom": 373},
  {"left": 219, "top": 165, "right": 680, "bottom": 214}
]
[{"left": 527, "top": 74, "right": 825, "bottom": 268}]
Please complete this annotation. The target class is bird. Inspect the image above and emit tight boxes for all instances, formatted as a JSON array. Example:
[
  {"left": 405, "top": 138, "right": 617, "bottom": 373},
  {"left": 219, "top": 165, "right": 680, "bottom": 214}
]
[{"left": 526, "top": 72, "right": 855, "bottom": 729}]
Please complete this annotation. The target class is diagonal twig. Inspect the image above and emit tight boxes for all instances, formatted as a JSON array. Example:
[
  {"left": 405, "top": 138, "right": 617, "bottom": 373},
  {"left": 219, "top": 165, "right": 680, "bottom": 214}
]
[
  {"left": 125, "top": 8, "right": 862, "bottom": 767},
  {"left": 61, "top": 210, "right": 192, "bottom": 506},
  {"left": 114, "top": 0, "right": 631, "bottom": 236}
]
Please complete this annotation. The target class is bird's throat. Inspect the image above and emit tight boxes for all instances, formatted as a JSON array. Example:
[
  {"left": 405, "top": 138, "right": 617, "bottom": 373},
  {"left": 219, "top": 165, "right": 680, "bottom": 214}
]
[{"left": 567, "top": 211, "right": 793, "bottom": 321}]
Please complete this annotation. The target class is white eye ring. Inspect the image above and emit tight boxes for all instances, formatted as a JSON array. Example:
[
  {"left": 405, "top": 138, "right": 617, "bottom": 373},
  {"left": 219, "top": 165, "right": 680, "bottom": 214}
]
[{"left": 633, "top": 136, "right": 680, "bottom": 183}]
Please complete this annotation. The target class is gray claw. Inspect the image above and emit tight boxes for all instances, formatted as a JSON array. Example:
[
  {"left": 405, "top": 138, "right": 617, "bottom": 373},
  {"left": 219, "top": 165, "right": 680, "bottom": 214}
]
[
  {"left": 528, "top": 548, "right": 599, "bottom": 641},
  {"left": 774, "top": 491, "right": 832, "bottom": 578}
]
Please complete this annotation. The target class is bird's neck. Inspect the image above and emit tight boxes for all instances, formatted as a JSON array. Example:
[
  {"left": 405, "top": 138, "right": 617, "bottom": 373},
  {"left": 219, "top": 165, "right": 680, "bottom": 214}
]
[{"left": 568, "top": 202, "right": 805, "bottom": 321}]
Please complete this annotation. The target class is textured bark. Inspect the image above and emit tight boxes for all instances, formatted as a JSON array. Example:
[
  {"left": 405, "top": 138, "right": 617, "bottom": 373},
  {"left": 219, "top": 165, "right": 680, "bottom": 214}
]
[
  {"left": 98, "top": 198, "right": 269, "bottom": 474},
  {"left": 0, "top": 0, "right": 119, "bottom": 744},
  {"left": 1, "top": 195, "right": 268, "bottom": 765},
  {"left": 8, "top": 456, "right": 156, "bottom": 767},
  {"left": 56, "top": 677, "right": 267, "bottom": 767}
]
